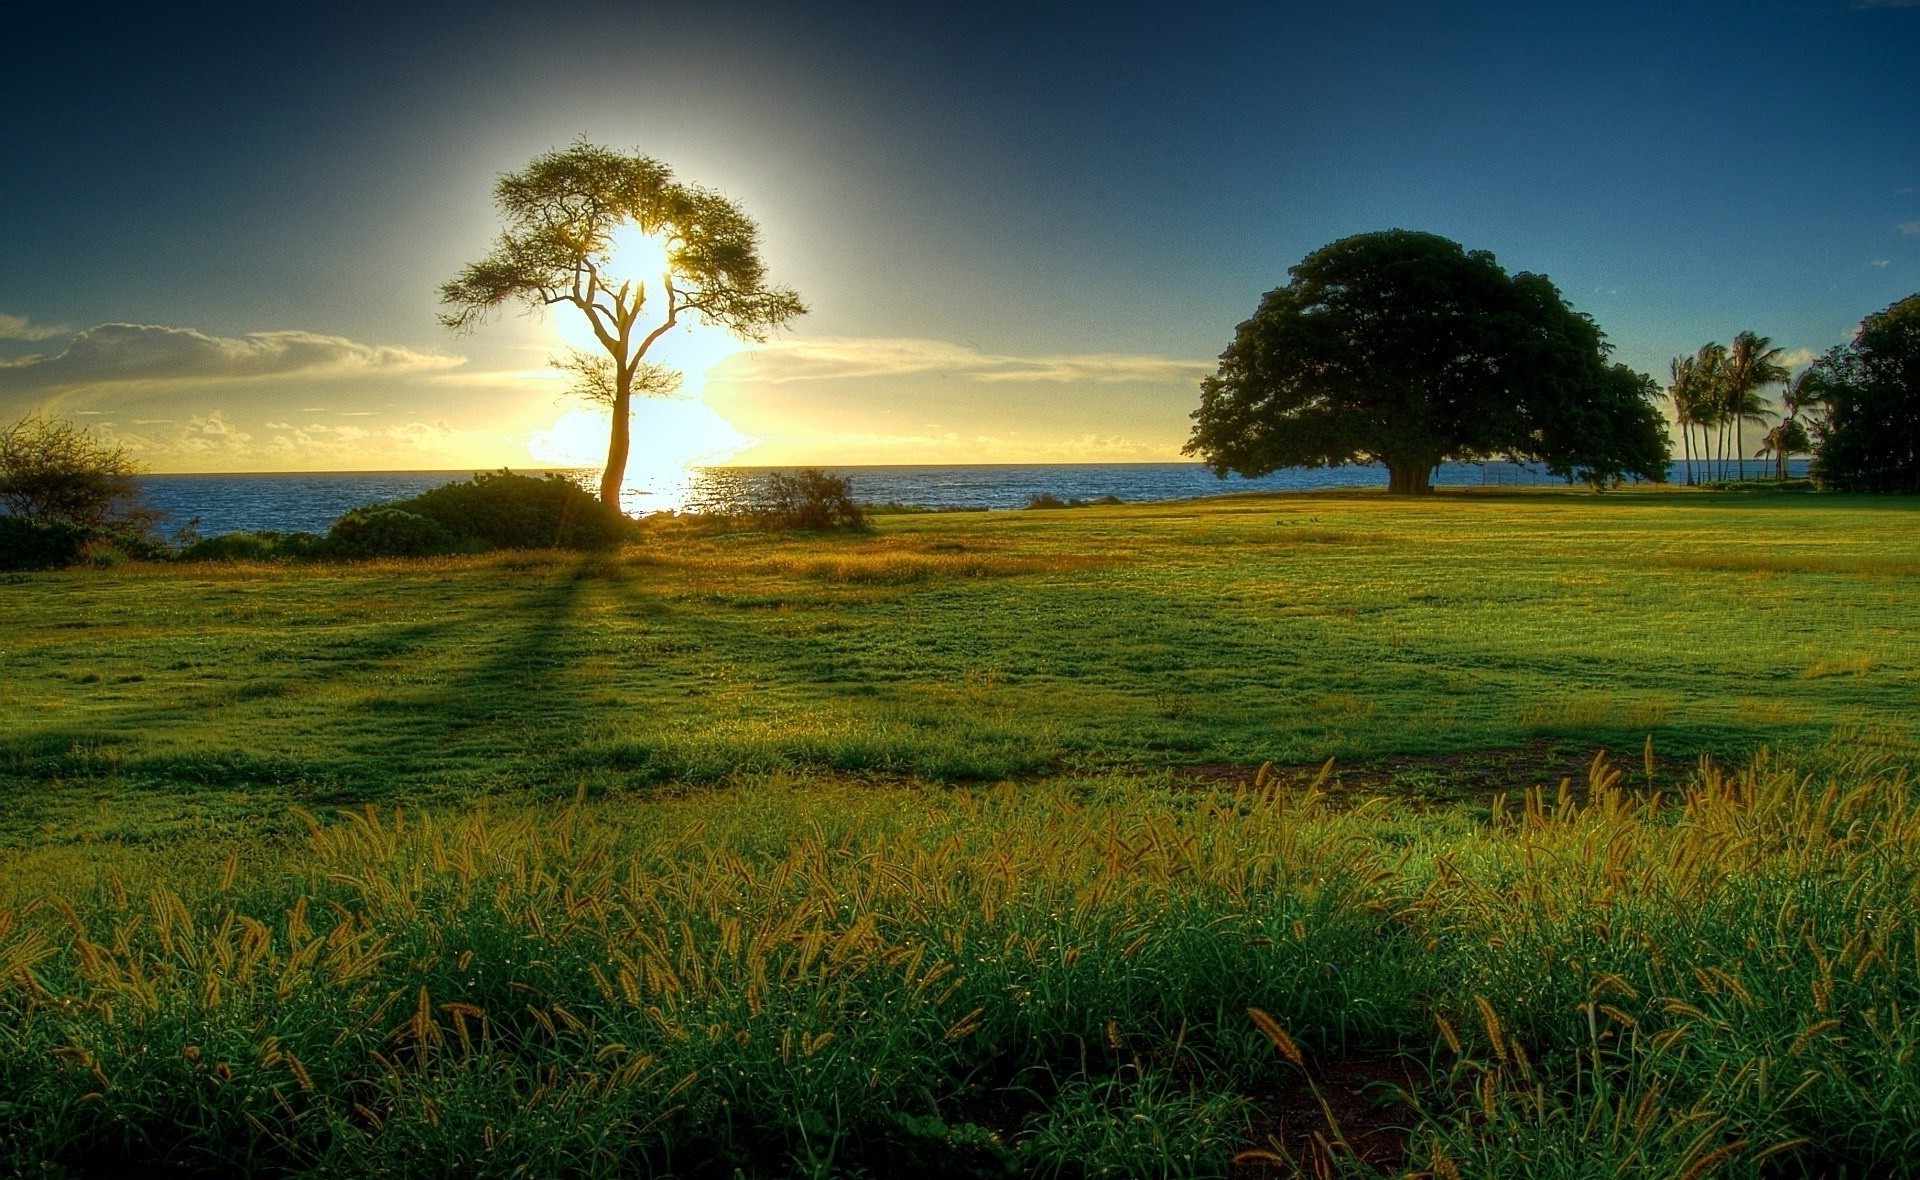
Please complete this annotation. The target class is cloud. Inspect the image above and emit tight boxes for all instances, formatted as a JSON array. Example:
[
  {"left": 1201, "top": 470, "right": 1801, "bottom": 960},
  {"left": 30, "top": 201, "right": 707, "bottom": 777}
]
[
  {"left": 1871, "top": 259, "right": 1891, "bottom": 267},
  {"left": 0, "top": 322, "right": 462, "bottom": 396},
  {"left": 721, "top": 336, "right": 1212, "bottom": 387},
  {"left": 0, "top": 312, "right": 67, "bottom": 342},
  {"left": 100, "top": 411, "right": 502, "bottom": 470},
  {"left": 1777, "top": 347, "right": 1819, "bottom": 368},
  {"left": 1899, "top": 220, "right": 1920, "bottom": 235}
]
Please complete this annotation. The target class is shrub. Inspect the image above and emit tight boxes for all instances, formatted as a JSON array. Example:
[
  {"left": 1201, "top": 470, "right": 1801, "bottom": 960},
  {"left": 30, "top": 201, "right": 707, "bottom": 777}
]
[
  {"left": 0, "top": 415, "right": 157, "bottom": 530},
  {"left": 386, "top": 470, "right": 630, "bottom": 550},
  {"left": 178, "top": 531, "right": 325, "bottom": 562},
  {"left": 323, "top": 507, "right": 461, "bottom": 558},
  {"left": 755, "top": 469, "right": 867, "bottom": 531},
  {"left": 0, "top": 516, "right": 166, "bottom": 571}
]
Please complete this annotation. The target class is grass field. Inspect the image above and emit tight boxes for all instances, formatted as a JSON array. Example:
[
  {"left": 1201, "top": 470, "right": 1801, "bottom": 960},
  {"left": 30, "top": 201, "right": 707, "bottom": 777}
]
[
  {"left": 1, "top": 488, "right": 1915, "bottom": 842},
  {"left": 3, "top": 487, "right": 1919, "bottom": 1177}
]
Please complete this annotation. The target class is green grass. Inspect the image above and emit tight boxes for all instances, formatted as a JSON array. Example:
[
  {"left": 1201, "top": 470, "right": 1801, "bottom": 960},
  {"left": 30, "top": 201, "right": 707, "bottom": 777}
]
[
  {"left": 2, "top": 488, "right": 1916, "bottom": 843},
  {"left": 4, "top": 487, "right": 1920, "bottom": 1176},
  {"left": 3, "top": 742, "right": 1919, "bottom": 1177}
]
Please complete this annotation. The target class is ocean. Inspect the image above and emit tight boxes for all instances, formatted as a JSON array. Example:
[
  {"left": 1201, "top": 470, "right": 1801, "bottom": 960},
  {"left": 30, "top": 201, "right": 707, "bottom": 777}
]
[{"left": 135, "top": 460, "right": 1803, "bottom": 538}]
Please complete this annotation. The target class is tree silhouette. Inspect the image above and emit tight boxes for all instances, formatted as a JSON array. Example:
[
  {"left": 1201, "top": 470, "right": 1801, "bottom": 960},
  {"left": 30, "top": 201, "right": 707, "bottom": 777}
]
[
  {"left": 441, "top": 141, "right": 805, "bottom": 506},
  {"left": 1187, "top": 231, "right": 1667, "bottom": 493},
  {"left": 1722, "top": 331, "right": 1788, "bottom": 481}
]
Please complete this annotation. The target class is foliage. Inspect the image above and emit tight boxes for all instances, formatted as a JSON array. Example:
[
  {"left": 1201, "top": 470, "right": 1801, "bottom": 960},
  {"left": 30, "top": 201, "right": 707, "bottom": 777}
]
[
  {"left": 323, "top": 507, "right": 463, "bottom": 558},
  {"left": 0, "top": 516, "right": 169, "bottom": 571},
  {"left": 178, "top": 530, "right": 326, "bottom": 563},
  {"left": 1025, "top": 493, "right": 1123, "bottom": 509},
  {"left": 386, "top": 470, "right": 632, "bottom": 551},
  {"left": 1186, "top": 231, "right": 1670, "bottom": 494},
  {"left": 313, "top": 473, "right": 632, "bottom": 558},
  {"left": 0, "top": 415, "right": 156, "bottom": 530},
  {"left": 440, "top": 141, "right": 805, "bottom": 504},
  {"left": 3, "top": 743, "right": 1919, "bottom": 1175},
  {"left": 3, "top": 493, "right": 1915, "bottom": 838},
  {"left": 1806, "top": 293, "right": 1920, "bottom": 492},
  {"left": 754, "top": 468, "right": 867, "bottom": 531}
]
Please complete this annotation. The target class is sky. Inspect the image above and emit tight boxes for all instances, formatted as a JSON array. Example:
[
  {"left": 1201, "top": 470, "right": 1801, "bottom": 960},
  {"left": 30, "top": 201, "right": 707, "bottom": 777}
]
[{"left": 1, "top": 0, "right": 1917, "bottom": 478}]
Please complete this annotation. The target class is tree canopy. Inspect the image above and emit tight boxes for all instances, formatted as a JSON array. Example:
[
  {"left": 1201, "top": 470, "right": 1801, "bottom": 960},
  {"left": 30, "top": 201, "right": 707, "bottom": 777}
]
[
  {"left": 1805, "top": 293, "right": 1920, "bottom": 493},
  {"left": 441, "top": 141, "right": 805, "bottom": 505},
  {"left": 0, "top": 415, "right": 153, "bottom": 530},
  {"left": 1186, "top": 230, "right": 1669, "bottom": 493}
]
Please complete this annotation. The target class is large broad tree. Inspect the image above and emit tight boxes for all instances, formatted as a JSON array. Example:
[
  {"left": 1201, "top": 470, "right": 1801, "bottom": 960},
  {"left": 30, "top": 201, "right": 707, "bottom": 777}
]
[
  {"left": 1186, "top": 231, "right": 1668, "bottom": 493},
  {"left": 1805, "top": 293, "right": 1920, "bottom": 492},
  {"left": 441, "top": 141, "right": 806, "bottom": 506}
]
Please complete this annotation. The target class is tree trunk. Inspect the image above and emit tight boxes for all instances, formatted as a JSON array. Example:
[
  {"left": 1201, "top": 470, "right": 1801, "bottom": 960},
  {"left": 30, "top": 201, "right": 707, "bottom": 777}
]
[
  {"left": 601, "top": 375, "right": 632, "bottom": 507},
  {"left": 1386, "top": 462, "right": 1435, "bottom": 495},
  {"left": 1735, "top": 420, "right": 1744, "bottom": 482},
  {"left": 1681, "top": 425, "right": 1692, "bottom": 485}
]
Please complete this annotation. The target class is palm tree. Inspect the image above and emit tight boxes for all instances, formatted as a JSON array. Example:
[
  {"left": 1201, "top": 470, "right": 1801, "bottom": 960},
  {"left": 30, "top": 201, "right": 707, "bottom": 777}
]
[
  {"left": 1761, "top": 368, "right": 1823, "bottom": 481},
  {"left": 1722, "top": 332, "right": 1789, "bottom": 482},
  {"left": 1758, "top": 418, "right": 1812, "bottom": 481},
  {"left": 1667, "top": 355, "right": 1700, "bottom": 484},
  {"left": 1692, "top": 342, "right": 1728, "bottom": 481}
]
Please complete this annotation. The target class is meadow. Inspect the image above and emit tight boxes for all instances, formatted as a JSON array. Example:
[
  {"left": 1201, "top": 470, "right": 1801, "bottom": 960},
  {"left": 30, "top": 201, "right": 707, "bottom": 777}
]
[
  {"left": 1, "top": 489, "right": 1915, "bottom": 844},
  {"left": 3, "top": 487, "right": 1920, "bottom": 1178}
]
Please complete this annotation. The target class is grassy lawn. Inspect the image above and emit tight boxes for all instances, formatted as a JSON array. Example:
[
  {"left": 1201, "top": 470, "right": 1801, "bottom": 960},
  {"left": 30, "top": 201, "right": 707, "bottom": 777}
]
[
  {"left": 2, "top": 487, "right": 1916, "bottom": 844},
  {"left": 4, "top": 487, "right": 1920, "bottom": 1177}
]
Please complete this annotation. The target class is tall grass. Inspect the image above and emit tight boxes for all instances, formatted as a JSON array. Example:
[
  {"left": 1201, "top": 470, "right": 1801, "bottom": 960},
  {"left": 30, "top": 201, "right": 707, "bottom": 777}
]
[{"left": 2, "top": 741, "right": 1917, "bottom": 1176}]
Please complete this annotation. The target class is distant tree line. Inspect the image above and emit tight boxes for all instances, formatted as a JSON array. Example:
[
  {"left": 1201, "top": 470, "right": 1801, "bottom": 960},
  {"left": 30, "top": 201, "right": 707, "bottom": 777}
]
[{"left": 1666, "top": 294, "right": 1920, "bottom": 490}]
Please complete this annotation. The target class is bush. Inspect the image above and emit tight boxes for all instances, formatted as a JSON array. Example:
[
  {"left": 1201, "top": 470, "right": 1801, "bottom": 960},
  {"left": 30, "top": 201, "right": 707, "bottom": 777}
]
[
  {"left": 323, "top": 507, "right": 462, "bottom": 559},
  {"left": 755, "top": 469, "right": 867, "bottom": 531},
  {"left": 386, "top": 470, "right": 630, "bottom": 550},
  {"left": 178, "top": 531, "right": 325, "bottom": 562},
  {"left": 0, "top": 415, "right": 157, "bottom": 530},
  {"left": 0, "top": 516, "right": 165, "bottom": 571}
]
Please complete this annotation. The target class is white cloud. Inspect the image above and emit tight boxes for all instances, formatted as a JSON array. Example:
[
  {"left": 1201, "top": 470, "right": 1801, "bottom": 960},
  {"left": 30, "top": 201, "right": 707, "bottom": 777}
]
[
  {"left": 720, "top": 336, "right": 1212, "bottom": 387},
  {"left": 0, "top": 322, "right": 462, "bottom": 397},
  {"left": 1872, "top": 259, "right": 1892, "bottom": 267},
  {"left": 1777, "top": 347, "right": 1819, "bottom": 368},
  {"left": 1899, "top": 220, "right": 1920, "bottom": 235},
  {"left": 0, "top": 312, "right": 67, "bottom": 342}
]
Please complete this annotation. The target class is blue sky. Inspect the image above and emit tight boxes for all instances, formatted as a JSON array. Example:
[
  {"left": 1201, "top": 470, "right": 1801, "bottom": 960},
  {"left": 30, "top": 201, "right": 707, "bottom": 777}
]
[{"left": 1, "top": 0, "right": 1916, "bottom": 472}]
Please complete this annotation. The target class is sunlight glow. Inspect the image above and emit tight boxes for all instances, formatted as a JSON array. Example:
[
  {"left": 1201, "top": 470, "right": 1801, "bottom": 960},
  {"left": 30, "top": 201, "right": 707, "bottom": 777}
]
[
  {"left": 526, "top": 401, "right": 753, "bottom": 514},
  {"left": 530, "top": 225, "right": 757, "bottom": 510}
]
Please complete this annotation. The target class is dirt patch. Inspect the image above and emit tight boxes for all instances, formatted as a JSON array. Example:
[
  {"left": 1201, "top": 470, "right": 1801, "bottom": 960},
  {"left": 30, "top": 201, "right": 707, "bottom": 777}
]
[{"left": 1234, "top": 1054, "right": 1422, "bottom": 1176}]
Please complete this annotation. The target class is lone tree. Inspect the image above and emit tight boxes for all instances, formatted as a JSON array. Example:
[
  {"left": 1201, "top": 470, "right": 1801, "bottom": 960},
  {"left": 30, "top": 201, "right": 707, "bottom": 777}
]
[
  {"left": 1804, "top": 293, "right": 1920, "bottom": 493},
  {"left": 441, "top": 141, "right": 806, "bottom": 506},
  {"left": 1186, "top": 230, "right": 1668, "bottom": 493}
]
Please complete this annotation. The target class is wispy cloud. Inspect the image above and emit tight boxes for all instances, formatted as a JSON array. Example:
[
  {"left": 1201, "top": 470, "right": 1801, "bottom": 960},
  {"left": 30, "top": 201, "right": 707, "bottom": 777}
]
[
  {"left": 720, "top": 336, "right": 1212, "bottom": 386},
  {"left": 1871, "top": 259, "right": 1892, "bottom": 267},
  {"left": 0, "top": 322, "right": 461, "bottom": 397},
  {"left": 1777, "top": 347, "right": 1820, "bottom": 368},
  {"left": 0, "top": 312, "right": 67, "bottom": 342},
  {"left": 1899, "top": 220, "right": 1920, "bottom": 235}
]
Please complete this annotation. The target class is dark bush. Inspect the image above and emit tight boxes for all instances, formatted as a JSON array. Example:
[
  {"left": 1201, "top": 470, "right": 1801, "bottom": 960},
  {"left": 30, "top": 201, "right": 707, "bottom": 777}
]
[
  {"left": 0, "top": 516, "right": 167, "bottom": 571},
  {"left": 387, "top": 470, "right": 630, "bottom": 550},
  {"left": 755, "top": 469, "right": 867, "bottom": 531},
  {"left": 179, "top": 531, "right": 325, "bottom": 562},
  {"left": 323, "top": 508, "right": 462, "bottom": 558}
]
